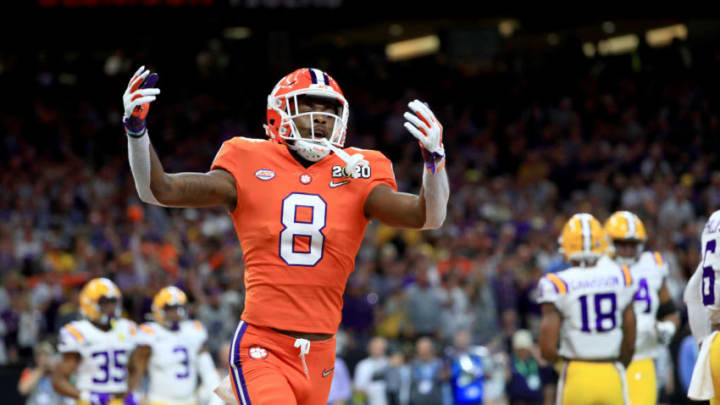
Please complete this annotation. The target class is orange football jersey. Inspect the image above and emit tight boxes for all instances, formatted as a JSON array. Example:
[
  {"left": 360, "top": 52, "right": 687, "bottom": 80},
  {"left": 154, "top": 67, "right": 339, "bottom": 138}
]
[{"left": 211, "top": 137, "right": 397, "bottom": 333}]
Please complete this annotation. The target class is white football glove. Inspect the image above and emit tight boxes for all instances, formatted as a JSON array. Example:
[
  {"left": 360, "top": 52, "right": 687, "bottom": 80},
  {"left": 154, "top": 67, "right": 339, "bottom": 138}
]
[
  {"left": 656, "top": 320, "right": 677, "bottom": 345},
  {"left": 122, "top": 66, "right": 160, "bottom": 135},
  {"left": 403, "top": 99, "right": 445, "bottom": 172}
]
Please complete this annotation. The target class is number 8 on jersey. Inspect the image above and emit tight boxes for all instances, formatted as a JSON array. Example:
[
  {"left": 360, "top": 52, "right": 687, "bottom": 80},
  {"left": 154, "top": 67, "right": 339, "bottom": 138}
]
[{"left": 280, "top": 193, "right": 327, "bottom": 266}]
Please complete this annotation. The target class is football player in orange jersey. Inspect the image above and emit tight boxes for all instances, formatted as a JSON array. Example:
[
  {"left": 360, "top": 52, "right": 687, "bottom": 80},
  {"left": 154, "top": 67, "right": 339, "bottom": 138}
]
[{"left": 122, "top": 66, "right": 449, "bottom": 405}]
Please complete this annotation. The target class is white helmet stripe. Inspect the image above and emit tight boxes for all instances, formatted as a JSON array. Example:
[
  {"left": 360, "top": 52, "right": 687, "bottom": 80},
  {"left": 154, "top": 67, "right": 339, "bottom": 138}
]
[
  {"left": 622, "top": 211, "right": 636, "bottom": 238},
  {"left": 100, "top": 278, "right": 118, "bottom": 297},
  {"left": 580, "top": 214, "right": 592, "bottom": 252},
  {"left": 312, "top": 68, "right": 326, "bottom": 85}
]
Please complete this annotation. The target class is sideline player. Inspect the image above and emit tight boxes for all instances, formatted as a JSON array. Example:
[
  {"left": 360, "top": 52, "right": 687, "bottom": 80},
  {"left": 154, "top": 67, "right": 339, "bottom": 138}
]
[
  {"left": 685, "top": 210, "right": 720, "bottom": 404},
  {"left": 603, "top": 211, "right": 678, "bottom": 405},
  {"left": 129, "top": 286, "right": 222, "bottom": 405},
  {"left": 538, "top": 213, "right": 637, "bottom": 404},
  {"left": 52, "top": 278, "right": 139, "bottom": 405},
  {"left": 121, "top": 66, "right": 449, "bottom": 405}
]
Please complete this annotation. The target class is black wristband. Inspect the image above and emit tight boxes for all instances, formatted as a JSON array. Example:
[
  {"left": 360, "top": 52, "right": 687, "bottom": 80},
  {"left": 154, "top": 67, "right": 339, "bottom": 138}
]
[{"left": 656, "top": 300, "right": 677, "bottom": 320}]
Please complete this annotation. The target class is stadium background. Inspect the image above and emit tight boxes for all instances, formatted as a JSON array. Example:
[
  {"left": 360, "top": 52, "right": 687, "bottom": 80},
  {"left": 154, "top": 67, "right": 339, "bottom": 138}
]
[{"left": 1, "top": 2, "right": 720, "bottom": 404}]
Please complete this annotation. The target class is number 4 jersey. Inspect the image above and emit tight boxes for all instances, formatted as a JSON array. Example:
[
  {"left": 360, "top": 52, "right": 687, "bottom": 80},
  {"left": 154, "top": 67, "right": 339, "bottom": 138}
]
[
  {"left": 135, "top": 320, "right": 208, "bottom": 402},
  {"left": 57, "top": 318, "right": 138, "bottom": 394},
  {"left": 624, "top": 251, "right": 669, "bottom": 360},
  {"left": 537, "top": 259, "right": 636, "bottom": 360},
  {"left": 211, "top": 137, "right": 397, "bottom": 334}
]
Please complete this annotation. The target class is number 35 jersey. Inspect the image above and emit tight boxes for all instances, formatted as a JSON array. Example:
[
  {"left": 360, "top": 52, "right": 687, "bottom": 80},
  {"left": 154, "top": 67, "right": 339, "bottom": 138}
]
[
  {"left": 135, "top": 320, "right": 208, "bottom": 402},
  {"left": 57, "top": 318, "right": 138, "bottom": 394},
  {"left": 537, "top": 260, "right": 636, "bottom": 360},
  {"left": 211, "top": 137, "right": 397, "bottom": 334}
]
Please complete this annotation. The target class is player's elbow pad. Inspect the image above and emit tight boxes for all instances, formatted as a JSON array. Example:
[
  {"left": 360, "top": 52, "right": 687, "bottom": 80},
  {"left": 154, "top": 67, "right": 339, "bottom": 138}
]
[
  {"left": 421, "top": 163, "right": 449, "bottom": 230},
  {"left": 127, "top": 132, "right": 166, "bottom": 207}
]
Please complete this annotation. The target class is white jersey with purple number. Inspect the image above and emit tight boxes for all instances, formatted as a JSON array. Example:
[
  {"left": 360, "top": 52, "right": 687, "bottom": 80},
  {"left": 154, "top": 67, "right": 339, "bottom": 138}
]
[
  {"left": 627, "top": 251, "right": 669, "bottom": 360},
  {"left": 685, "top": 210, "right": 720, "bottom": 344},
  {"left": 57, "top": 318, "right": 138, "bottom": 394},
  {"left": 537, "top": 258, "right": 636, "bottom": 360},
  {"left": 136, "top": 320, "right": 208, "bottom": 403}
]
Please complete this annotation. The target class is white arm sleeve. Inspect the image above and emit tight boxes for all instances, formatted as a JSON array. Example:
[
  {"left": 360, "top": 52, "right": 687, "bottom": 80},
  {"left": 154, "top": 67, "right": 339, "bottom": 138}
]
[
  {"left": 127, "top": 132, "right": 166, "bottom": 206},
  {"left": 421, "top": 161, "right": 449, "bottom": 230},
  {"left": 197, "top": 351, "right": 223, "bottom": 405}
]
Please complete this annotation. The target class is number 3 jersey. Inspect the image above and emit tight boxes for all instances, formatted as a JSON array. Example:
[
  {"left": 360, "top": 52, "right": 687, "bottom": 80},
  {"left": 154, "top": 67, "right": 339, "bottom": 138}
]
[
  {"left": 211, "top": 137, "right": 397, "bottom": 334},
  {"left": 135, "top": 320, "right": 208, "bottom": 402},
  {"left": 537, "top": 259, "right": 636, "bottom": 360},
  {"left": 57, "top": 318, "right": 138, "bottom": 394}
]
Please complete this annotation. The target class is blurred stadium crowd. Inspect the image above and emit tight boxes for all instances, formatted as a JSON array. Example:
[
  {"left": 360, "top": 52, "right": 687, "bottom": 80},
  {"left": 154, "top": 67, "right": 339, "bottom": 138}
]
[{"left": 1, "top": 19, "right": 719, "bottom": 405}]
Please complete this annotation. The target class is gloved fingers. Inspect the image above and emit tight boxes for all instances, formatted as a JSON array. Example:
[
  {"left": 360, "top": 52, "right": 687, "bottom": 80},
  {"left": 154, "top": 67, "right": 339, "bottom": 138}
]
[
  {"left": 404, "top": 122, "right": 428, "bottom": 143},
  {"left": 131, "top": 88, "right": 161, "bottom": 99},
  {"left": 408, "top": 99, "right": 437, "bottom": 123},
  {"left": 127, "top": 70, "right": 150, "bottom": 93},
  {"left": 403, "top": 111, "right": 430, "bottom": 134},
  {"left": 128, "top": 96, "right": 156, "bottom": 110},
  {"left": 140, "top": 72, "right": 159, "bottom": 89}
]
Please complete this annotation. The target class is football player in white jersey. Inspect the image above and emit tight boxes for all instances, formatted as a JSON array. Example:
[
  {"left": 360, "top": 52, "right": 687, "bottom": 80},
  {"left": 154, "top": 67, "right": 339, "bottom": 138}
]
[
  {"left": 685, "top": 210, "right": 720, "bottom": 404},
  {"left": 538, "top": 213, "right": 637, "bottom": 405},
  {"left": 52, "top": 278, "right": 139, "bottom": 405},
  {"left": 128, "top": 286, "right": 222, "bottom": 405},
  {"left": 603, "top": 211, "right": 679, "bottom": 405}
]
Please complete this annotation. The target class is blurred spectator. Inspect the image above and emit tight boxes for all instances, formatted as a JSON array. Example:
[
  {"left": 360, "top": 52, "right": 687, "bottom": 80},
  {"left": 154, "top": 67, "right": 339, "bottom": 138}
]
[
  {"left": 354, "top": 336, "right": 389, "bottom": 405},
  {"left": 327, "top": 357, "right": 352, "bottom": 405},
  {"left": 194, "top": 286, "right": 233, "bottom": 359},
  {"left": 658, "top": 185, "right": 695, "bottom": 233},
  {"left": 17, "top": 291, "right": 44, "bottom": 363},
  {"left": 379, "top": 347, "right": 412, "bottom": 405},
  {"left": 327, "top": 335, "right": 353, "bottom": 405},
  {"left": 0, "top": 317, "right": 7, "bottom": 365},
  {"left": 467, "top": 261, "right": 499, "bottom": 346},
  {"left": 505, "top": 330, "right": 552, "bottom": 405},
  {"left": 408, "top": 337, "right": 445, "bottom": 405},
  {"left": 17, "top": 341, "right": 62, "bottom": 405},
  {"left": 405, "top": 267, "right": 443, "bottom": 339},
  {"left": 447, "top": 330, "right": 488, "bottom": 405},
  {"left": 438, "top": 272, "right": 471, "bottom": 343}
]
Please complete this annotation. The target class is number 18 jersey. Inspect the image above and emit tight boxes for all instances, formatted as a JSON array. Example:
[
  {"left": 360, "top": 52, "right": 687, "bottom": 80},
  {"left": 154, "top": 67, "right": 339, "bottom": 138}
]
[
  {"left": 537, "top": 259, "right": 636, "bottom": 360},
  {"left": 211, "top": 137, "right": 396, "bottom": 334}
]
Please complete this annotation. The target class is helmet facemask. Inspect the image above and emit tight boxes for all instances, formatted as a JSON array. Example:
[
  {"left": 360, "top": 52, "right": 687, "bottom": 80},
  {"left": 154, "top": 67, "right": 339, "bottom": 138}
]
[
  {"left": 612, "top": 239, "right": 644, "bottom": 266},
  {"left": 96, "top": 295, "right": 121, "bottom": 326},
  {"left": 268, "top": 91, "right": 349, "bottom": 162},
  {"left": 160, "top": 304, "right": 186, "bottom": 331}
]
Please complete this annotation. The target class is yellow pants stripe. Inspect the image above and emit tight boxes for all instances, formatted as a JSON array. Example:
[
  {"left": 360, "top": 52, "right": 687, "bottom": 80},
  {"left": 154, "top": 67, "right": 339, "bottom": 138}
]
[{"left": 710, "top": 333, "right": 720, "bottom": 405}]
